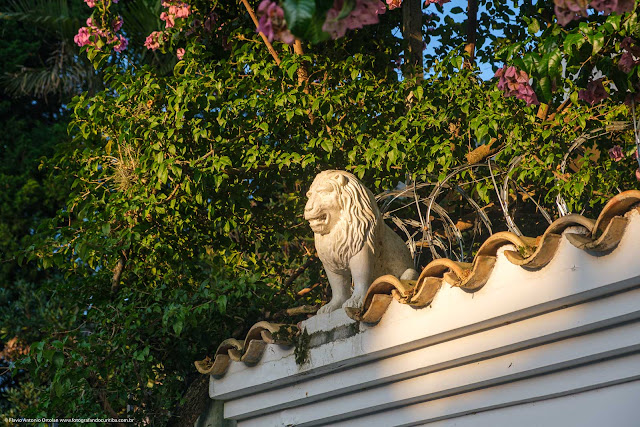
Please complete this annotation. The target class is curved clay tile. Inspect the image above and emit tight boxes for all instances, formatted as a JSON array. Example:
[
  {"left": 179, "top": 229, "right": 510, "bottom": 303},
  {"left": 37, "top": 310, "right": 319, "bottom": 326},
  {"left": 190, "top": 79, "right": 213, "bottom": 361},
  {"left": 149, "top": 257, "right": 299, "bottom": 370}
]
[
  {"left": 458, "top": 255, "right": 497, "bottom": 291},
  {"left": 364, "top": 275, "right": 415, "bottom": 305},
  {"left": 244, "top": 322, "right": 295, "bottom": 346},
  {"left": 566, "top": 216, "right": 629, "bottom": 252},
  {"left": 359, "top": 294, "right": 394, "bottom": 323},
  {"left": 545, "top": 214, "right": 595, "bottom": 235},
  {"left": 476, "top": 232, "right": 537, "bottom": 258},
  {"left": 194, "top": 338, "right": 244, "bottom": 377},
  {"left": 409, "top": 276, "right": 442, "bottom": 307},
  {"left": 417, "top": 258, "right": 471, "bottom": 287},
  {"left": 241, "top": 340, "right": 267, "bottom": 365},
  {"left": 218, "top": 338, "right": 244, "bottom": 362},
  {"left": 593, "top": 190, "right": 640, "bottom": 236},
  {"left": 356, "top": 275, "right": 417, "bottom": 323}
]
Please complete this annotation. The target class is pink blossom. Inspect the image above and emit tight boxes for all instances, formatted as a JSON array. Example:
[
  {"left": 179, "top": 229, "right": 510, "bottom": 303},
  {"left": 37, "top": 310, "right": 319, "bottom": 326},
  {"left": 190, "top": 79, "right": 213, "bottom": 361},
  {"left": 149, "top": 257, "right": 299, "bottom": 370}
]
[
  {"left": 495, "top": 66, "right": 539, "bottom": 106},
  {"left": 113, "top": 34, "right": 128, "bottom": 52},
  {"left": 424, "top": 0, "right": 450, "bottom": 5},
  {"left": 177, "top": 48, "right": 185, "bottom": 60},
  {"left": 84, "top": 0, "right": 96, "bottom": 7},
  {"left": 553, "top": 0, "right": 589, "bottom": 26},
  {"left": 112, "top": 16, "right": 123, "bottom": 32},
  {"left": 144, "top": 31, "right": 163, "bottom": 50},
  {"left": 173, "top": 4, "right": 191, "bottom": 18},
  {"left": 608, "top": 145, "right": 624, "bottom": 161},
  {"left": 619, "top": 37, "right": 640, "bottom": 73},
  {"left": 578, "top": 78, "right": 608, "bottom": 105},
  {"left": 74, "top": 27, "right": 92, "bottom": 47},
  {"left": 160, "top": 11, "right": 176, "bottom": 28},
  {"left": 590, "top": 0, "right": 634, "bottom": 14},
  {"left": 386, "top": 0, "right": 402, "bottom": 9},
  {"left": 636, "top": 168, "right": 640, "bottom": 181},
  {"left": 322, "top": 0, "right": 386, "bottom": 39},
  {"left": 256, "top": 0, "right": 294, "bottom": 44}
]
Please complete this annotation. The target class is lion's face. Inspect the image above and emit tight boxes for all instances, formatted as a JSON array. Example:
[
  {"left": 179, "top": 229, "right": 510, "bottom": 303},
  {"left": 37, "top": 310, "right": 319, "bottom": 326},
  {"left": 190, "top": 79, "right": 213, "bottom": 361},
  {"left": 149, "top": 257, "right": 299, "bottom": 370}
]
[{"left": 304, "top": 176, "right": 343, "bottom": 235}]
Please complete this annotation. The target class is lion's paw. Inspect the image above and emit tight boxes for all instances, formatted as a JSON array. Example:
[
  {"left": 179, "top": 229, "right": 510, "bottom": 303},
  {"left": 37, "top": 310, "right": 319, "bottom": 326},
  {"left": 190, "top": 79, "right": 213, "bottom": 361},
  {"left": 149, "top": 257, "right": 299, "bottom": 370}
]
[
  {"left": 318, "top": 300, "right": 342, "bottom": 314},
  {"left": 342, "top": 294, "right": 365, "bottom": 310}
]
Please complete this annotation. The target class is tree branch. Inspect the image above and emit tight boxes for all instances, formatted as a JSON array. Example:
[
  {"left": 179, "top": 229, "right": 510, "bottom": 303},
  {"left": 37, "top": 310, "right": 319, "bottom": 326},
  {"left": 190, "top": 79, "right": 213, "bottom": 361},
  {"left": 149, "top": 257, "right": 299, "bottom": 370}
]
[
  {"left": 464, "top": 0, "right": 479, "bottom": 67},
  {"left": 239, "top": 0, "right": 282, "bottom": 65},
  {"left": 166, "top": 375, "right": 210, "bottom": 427},
  {"left": 402, "top": 0, "right": 424, "bottom": 80},
  {"left": 110, "top": 250, "right": 128, "bottom": 295}
]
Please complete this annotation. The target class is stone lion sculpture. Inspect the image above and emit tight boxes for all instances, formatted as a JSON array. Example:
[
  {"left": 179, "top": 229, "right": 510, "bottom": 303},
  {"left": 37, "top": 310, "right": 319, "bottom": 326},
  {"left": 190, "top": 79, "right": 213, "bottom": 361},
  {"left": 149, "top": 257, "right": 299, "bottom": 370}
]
[{"left": 304, "top": 170, "right": 418, "bottom": 314}]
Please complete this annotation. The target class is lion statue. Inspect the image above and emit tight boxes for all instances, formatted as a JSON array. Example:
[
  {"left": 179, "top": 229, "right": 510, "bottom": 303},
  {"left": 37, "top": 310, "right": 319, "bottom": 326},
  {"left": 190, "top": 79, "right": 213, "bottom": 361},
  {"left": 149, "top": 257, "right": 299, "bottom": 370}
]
[{"left": 304, "top": 170, "right": 418, "bottom": 314}]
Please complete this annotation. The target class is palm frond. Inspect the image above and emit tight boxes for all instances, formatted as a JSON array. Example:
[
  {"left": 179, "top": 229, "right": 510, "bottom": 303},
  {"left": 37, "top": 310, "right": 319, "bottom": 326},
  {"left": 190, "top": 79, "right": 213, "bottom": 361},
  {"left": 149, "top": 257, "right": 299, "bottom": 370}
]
[{"left": 1, "top": 0, "right": 82, "bottom": 39}]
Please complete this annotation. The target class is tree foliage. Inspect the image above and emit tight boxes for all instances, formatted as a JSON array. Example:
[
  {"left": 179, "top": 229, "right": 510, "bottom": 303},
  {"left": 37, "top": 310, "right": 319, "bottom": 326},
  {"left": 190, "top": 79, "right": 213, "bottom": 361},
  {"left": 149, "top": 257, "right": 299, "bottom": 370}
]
[{"left": 2, "top": 0, "right": 639, "bottom": 425}]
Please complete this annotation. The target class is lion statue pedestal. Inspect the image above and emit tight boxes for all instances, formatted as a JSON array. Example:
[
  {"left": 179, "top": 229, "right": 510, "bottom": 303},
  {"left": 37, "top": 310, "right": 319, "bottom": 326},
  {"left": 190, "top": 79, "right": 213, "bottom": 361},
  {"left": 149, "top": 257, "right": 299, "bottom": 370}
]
[{"left": 304, "top": 170, "right": 418, "bottom": 314}]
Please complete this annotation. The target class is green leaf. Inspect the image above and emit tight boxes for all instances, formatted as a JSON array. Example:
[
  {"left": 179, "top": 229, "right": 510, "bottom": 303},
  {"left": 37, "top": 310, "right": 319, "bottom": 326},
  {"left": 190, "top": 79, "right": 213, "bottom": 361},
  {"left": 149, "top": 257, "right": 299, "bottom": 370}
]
[
  {"left": 548, "top": 49, "right": 563, "bottom": 77},
  {"left": 590, "top": 32, "right": 605, "bottom": 56},
  {"left": 337, "top": 0, "right": 356, "bottom": 20},
  {"left": 282, "top": 0, "right": 316, "bottom": 36},
  {"left": 527, "top": 19, "right": 540, "bottom": 35},
  {"left": 564, "top": 33, "right": 585, "bottom": 53}
]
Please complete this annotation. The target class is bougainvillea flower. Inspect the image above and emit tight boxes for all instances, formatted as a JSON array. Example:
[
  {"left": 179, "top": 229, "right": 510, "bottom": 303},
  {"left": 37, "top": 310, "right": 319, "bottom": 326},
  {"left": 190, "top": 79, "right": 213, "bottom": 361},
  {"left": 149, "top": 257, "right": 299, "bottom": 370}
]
[
  {"left": 495, "top": 66, "right": 539, "bottom": 106},
  {"left": 554, "top": 0, "right": 589, "bottom": 26},
  {"left": 424, "top": 0, "right": 450, "bottom": 5},
  {"left": 113, "top": 35, "right": 128, "bottom": 52},
  {"left": 256, "top": 0, "right": 294, "bottom": 44},
  {"left": 578, "top": 79, "right": 608, "bottom": 105},
  {"left": 619, "top": 37, "right": 640, "bottom": 73},
  {"left": 84, "top": 0, "right": 96, "bottom": 7},
  {"left": 171, "top": 3, "right": 191, "bottom": 19},
  {"left": 144, "top": 31, "right": 163, "bottom": 50},
  {"left": 323, "top": 0, "right": 386, "bottom": 39},
  {"left": 160, "top": 12, "right": 176, "bottom": 28},
  {"left": 112, "top": 16, "right": 123, "bottom": 32},
  {"left": 591, "top": 0, "right": 634, "bottom": 14},
  {"left": 636, "top": 168, "right": 640, "bottom": 181},
  {"left": 74, "top": 27, "right": 92, "bottom": 47},
  {"left": 386, "top": 0, "right": 402, "bottom": 9},
  {"left": 177, "top": 48, "right": 185, "bottom": 60},
  {"left": 608, "top": 145, "right": 624, "bottom": 161}
]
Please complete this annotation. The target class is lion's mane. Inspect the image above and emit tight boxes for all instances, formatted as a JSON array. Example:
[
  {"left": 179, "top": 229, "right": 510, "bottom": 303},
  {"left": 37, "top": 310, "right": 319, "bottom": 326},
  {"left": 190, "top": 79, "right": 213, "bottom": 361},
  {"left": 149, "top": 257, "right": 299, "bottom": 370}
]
[{"left": 314, "top": 170, "right": 380, "bottom": 271}]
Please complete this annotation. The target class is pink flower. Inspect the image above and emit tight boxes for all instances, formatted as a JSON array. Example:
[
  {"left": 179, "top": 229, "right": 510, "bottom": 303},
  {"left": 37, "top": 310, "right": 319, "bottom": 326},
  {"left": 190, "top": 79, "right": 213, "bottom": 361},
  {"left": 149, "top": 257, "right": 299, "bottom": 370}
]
[
  {"left": 424, "top": 0, "right": 450, "bottom": 5},
  {"left": 590, "top": 0, "right": 634, "bottom": 14},
  {"left": 386, "top": 0, "right": 402, "bottom": 9},
  {"left": 322, "top": 0, "right": 386, "bottom": 39},
  {"left": 495, "top": 66, "right": 539, "bottom": 106},
  {"left": 256, "top": 0, "right": 294, "bottom": 44},
  {"left": 619, "top": 37, "right": 640, "bottom": 73},
  {"left": 144, "top": 31, "right": 163, "bottom": 50},
  {"left": 177, "top": 48, "right": 185, "bottom": 60},
  {"left": 84, "top": 0, "right": 96, "bottom": 7},
  {"left": 578, "top": 78, "right": 608, "bottom": 105},
  {"left": 173, "top": 4, "right": 191, "bottom": 18},
  {"left": 160, "top": 11, "right": 175, "bottom": 28},
  {"left": 112, "top": 16, "right": 123, "bottom": 32},
  {"left": 113, "top": 34, "right": 128, "bottom": 52},
  {"left": 74, "top": 27, "right": 92, "bottom": 47},
  {"left": 636, "top": 168, "right": 640, "bottom": 181},
  {"left": 608, "top": 145, "right": 624, "bottom": 161},
  {"left": 554, "top": 0, "right": 589, "bottom": 26}
]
